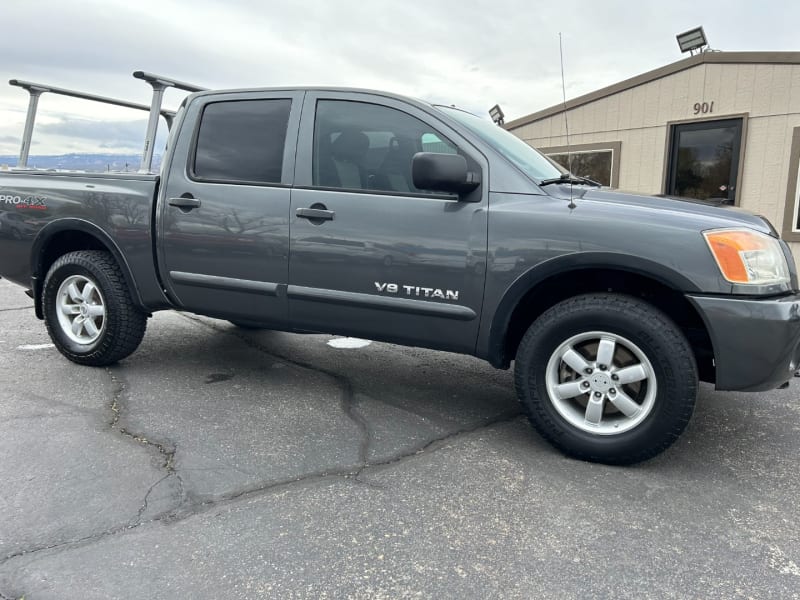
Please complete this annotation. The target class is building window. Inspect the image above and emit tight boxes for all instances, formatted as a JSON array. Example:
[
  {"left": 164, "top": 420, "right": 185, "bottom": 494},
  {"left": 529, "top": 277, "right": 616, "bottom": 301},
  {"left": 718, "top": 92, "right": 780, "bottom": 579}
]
[
  {"left": 548, "top": 150, "right": 613, "bottom": 186},
  {"left": 537, "top": 141, "right": 621, "bottom": 188},
  {"left": 666, "top": 118, "right": 743, "bottom": 205},
  {"left": 781, "top": 127, "right": 800, "bottom": 242}
]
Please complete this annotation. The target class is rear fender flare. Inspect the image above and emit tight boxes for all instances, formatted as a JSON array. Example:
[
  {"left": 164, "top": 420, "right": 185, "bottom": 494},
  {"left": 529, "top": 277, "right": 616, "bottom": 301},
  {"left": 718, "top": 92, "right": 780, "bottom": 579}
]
[{"left": 30, "top": 219, "right": 143, "bottom": 317}]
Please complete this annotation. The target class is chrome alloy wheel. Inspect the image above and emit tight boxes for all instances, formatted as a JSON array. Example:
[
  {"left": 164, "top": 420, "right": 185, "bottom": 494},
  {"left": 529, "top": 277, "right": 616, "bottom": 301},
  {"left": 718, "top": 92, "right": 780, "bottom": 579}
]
[
  {"left": 544, "top": 331, "right": 657, "bottom": 435},
  {"left": 55, "top": 275, "right": 107, "bottom": 345}
]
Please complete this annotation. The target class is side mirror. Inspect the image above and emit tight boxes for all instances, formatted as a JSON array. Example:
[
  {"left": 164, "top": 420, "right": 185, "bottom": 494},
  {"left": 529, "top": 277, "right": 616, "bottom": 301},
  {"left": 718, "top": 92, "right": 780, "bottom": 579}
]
[{"left": 412, "top": 152, "right": 481, "bottom": 196}]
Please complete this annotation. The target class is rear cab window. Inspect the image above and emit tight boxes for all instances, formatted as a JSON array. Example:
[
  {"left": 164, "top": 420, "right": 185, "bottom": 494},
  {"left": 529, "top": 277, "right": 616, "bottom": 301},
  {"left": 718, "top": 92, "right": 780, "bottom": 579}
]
[{"left": 192, "top": 99, "right": 292, "bottom": 185}]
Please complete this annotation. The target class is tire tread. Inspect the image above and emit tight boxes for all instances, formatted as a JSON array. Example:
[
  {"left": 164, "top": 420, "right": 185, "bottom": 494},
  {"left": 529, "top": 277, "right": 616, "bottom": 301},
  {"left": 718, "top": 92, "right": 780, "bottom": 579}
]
[
  {"left": 43, "top": 250, "right": 147, "bottom": 366},
  {"left": 514, "top": 293, "right": 697, "bottom": 465}
]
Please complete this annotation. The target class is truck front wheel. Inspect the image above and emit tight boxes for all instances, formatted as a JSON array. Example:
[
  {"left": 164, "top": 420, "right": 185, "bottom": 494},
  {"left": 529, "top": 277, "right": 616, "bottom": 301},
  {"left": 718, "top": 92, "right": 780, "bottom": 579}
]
[
  {"left": 514, "top": 293, "right": 697, "bottom": 465},
  {"left": 42, "top": 250, "right": 147, "bottom": 366}
]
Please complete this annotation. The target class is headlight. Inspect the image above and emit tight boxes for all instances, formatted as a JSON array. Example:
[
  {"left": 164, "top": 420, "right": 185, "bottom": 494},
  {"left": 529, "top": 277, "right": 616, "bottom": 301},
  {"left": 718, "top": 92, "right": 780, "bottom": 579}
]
[{"left": 703, "top": 228, "right": 790, "bottom": 285}]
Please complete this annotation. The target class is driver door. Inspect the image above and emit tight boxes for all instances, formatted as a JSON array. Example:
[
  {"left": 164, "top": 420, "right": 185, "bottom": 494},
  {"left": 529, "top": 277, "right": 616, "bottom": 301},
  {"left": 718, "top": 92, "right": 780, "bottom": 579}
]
[{"left": 287, "top": 92, "right": 488, "bottom": 353}]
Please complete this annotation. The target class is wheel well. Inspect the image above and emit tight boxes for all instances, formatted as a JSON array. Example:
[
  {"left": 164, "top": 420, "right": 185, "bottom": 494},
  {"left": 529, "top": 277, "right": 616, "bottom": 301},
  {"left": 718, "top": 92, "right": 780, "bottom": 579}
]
[
  {"left": 502, "top": 268, "right": 715, "bottom": 383},
  {"left": 38, "top": 231, "right": 108, "bottom": 281},
  {"left": 33, "top": 230, "right": 135, "bottom": 319}
]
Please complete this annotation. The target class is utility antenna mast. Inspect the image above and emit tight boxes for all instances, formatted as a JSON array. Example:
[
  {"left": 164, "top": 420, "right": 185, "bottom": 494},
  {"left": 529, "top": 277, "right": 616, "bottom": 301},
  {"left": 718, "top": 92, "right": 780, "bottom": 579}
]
[{"left": 558, "top": 32, "right": 575, "bottom": 209}]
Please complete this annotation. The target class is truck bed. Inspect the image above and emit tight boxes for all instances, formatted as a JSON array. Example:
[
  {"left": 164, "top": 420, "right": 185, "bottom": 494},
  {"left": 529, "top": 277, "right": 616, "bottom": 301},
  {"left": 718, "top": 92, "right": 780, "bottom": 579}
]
[{"left": 0, "top": 169, "right": 166, "bottom": 310}]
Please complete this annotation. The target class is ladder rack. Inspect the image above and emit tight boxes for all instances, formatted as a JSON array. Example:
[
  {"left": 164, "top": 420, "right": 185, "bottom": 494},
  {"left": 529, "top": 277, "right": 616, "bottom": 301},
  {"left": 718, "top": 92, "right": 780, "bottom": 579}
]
[{"left": 8, "top": 71, "right": 207, "bottom": 173}]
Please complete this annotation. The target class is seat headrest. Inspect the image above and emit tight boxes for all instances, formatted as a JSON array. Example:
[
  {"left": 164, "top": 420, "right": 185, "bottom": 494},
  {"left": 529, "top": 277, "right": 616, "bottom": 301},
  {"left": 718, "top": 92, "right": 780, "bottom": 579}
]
[{"left": 331, "top": 129, "right": 369, "bottom": 162}]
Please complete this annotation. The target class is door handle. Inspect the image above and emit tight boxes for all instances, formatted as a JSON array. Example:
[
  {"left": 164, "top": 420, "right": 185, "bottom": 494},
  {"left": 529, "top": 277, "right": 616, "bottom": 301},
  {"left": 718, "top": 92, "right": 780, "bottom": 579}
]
[
  {"left": 168, "top": 197, "right": 202, "bottom": 210},
  {"left": 296, "top": 207, "right": 335, "bottom": 221}
]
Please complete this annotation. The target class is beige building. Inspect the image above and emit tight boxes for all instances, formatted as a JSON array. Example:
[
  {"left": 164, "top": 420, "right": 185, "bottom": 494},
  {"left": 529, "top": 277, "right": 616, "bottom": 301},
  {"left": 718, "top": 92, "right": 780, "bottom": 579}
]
[{"left": 506, "top": 51, "right": 800, "bottom": 265}]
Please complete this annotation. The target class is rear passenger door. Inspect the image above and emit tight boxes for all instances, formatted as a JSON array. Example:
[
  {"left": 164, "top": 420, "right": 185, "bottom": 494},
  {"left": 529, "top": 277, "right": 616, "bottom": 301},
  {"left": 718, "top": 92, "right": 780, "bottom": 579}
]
[
  {"left": 288, "top": 92, "right": 488, "bottom": 353},
  {"left": 158, "top": 91, "right": 302, "bottom": 325}
]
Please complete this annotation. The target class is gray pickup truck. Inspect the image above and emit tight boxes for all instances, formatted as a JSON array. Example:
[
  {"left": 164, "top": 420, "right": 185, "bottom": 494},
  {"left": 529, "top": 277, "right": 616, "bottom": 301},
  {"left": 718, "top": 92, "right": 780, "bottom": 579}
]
[{"left": 1, "top": 72, "right": 799, "bottom": 465}]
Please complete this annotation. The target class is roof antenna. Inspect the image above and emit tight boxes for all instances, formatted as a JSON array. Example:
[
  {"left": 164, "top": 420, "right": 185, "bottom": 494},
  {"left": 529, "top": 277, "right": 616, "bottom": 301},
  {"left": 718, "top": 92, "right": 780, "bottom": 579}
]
[{"left": 559, "top": 32, "right": 576, "bottom": 209}]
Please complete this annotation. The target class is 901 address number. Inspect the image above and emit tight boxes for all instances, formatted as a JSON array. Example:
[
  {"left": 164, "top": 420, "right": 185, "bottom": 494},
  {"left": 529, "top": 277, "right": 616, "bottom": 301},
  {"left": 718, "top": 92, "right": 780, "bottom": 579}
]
[{"left": 693, "top": 101, "right": 715, "bottom": 115}]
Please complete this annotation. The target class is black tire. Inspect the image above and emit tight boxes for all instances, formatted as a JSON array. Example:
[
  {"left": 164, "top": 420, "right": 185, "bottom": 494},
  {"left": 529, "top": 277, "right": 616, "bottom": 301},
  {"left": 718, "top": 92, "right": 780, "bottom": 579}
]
[
  {"left": 42, "top": 250, "right": 147, "bottom": 366},
  {"left": 514, "top": 293, "right": 697, "bottom": 465}
]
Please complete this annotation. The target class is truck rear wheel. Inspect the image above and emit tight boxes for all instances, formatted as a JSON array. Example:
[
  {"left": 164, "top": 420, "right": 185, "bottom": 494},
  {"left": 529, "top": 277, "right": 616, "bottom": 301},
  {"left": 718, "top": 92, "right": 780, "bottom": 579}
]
[
  {"left": 42, "top": 250, "right": 147, "bottom": 366},
  {"left": 514, "top": 293, "right": 697, "bottom": 465}
]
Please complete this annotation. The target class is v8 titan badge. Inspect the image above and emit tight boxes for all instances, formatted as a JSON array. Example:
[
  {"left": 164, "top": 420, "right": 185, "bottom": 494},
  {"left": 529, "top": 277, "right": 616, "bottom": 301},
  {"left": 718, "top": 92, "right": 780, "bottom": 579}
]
[{"left": 375, "top": 282, "right": 459, "bottom": 301}]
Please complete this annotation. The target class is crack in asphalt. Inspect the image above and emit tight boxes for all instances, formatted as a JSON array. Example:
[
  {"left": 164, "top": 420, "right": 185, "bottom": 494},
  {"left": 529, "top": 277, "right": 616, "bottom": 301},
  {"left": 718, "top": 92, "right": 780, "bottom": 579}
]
[
  {"left": 134, "top": 472, "right": 175, "bottom": 526},
  {"left": 106, "top": 368, "right": 185, "bottom": 525},
  {"left": 0, "top": 517, "right": 151, "bottom": 570},
  {"left": 0, "top": 306, "right": 33, "bottom": 313},
  {"left": 0, "top": 312, "right": 522, "bottom": 571},
  {"left": 108, "top": 368, "right": 176, "bottom": 471},
  {"left": 353, "top": 410, "right": 523, "bottom": 481},
  {"left": 165, "top": 313, "right": 523, "bottom": 512},
  {"left": 172, "top": 314, "right": 525, "bottom": 502},
  {"left": 0, "top": 370, "right": 186, "bottom": 571},
  {"left": 0, "top": 408, "right": 522, "bottom": 569},
  {"left": 184, "top": 411, "right": 524, "bottom": 516},
  {"left": 181, "top": 314, "right": 372, "bottom": 466}
]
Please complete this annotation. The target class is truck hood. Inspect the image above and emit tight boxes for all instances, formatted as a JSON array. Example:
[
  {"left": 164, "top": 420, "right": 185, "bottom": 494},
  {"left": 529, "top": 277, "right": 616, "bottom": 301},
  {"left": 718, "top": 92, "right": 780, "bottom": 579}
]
[{"left": 543, "top": 185, "right": 775, "bottom": 236}]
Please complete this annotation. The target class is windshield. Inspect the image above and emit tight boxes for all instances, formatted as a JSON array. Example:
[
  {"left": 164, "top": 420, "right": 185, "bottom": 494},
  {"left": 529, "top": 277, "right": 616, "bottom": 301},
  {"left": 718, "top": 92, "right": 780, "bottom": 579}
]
[{"left": 436, "top": 106, "right": 563, "bottom": 182}]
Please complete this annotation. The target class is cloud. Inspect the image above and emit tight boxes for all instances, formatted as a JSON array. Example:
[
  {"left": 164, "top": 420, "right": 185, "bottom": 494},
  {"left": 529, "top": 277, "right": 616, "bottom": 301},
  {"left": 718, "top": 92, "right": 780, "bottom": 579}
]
[
  {"left": 2, "top": 116, "right": 169, "bottom": 155},
  {"left": 37, "top": 117, "right": 154, "bottom": 145},
  {"left": 0, "top": 0, "right": 798, "bottom": 154}
]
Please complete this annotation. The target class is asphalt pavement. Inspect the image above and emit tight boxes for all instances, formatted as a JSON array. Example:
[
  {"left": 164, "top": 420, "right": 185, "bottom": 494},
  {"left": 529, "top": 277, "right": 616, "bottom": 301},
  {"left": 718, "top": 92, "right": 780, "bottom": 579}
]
[{"left": 0, "top": 278, "right": 799, "bottom": 599}]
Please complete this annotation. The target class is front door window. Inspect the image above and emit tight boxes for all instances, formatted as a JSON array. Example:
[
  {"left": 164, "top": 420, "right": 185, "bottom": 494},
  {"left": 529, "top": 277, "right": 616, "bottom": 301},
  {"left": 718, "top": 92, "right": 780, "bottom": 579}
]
[
  {"left": 667, "top": 118, "right": 743, "bottom": 205},
  {"left": 312, "top": 100, "right": 459, "bottom": 195}
]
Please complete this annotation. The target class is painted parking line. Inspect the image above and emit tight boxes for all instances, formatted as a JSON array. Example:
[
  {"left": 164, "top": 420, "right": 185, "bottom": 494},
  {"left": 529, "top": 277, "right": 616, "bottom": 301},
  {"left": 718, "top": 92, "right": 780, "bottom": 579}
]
[{"left": 326, "top": 337, "right": 372, "bottom": 349}]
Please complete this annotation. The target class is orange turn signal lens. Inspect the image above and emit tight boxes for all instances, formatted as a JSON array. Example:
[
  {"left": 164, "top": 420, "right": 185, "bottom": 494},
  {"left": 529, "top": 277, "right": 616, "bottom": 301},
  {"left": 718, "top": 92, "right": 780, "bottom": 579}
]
[{"left": 703, "top": 228, "right": 787, "bottom": 285}]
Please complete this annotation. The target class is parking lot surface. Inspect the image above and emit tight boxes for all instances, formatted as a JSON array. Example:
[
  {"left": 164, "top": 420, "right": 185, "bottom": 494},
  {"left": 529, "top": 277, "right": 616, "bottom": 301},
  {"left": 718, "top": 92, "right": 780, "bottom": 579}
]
[{"left": 0, "top": 278, "right": 799, "bottom": 599}]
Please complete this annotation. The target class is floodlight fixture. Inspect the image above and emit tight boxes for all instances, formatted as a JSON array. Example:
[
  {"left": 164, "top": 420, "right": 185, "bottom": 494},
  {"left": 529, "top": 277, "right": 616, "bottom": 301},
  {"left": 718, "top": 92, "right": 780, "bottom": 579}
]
[
  {"left": 676, "top": 26, "right": 708, "bottom": 55},
  {"left": 489, "top": 104, "right": 505, "bottom": 126}
]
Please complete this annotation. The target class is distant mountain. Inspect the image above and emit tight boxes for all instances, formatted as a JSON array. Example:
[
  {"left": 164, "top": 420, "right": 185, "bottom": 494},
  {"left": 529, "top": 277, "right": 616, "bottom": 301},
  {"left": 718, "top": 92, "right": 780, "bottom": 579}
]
[{"left": 0, "top": 153, "right": 162, "bottom": 172}]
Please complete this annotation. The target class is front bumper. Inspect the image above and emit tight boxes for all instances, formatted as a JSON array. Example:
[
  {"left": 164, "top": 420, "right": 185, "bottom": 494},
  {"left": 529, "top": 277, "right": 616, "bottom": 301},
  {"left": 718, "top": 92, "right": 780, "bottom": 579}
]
[{"left": 687, "top": 293, "right": 800, "bottom": 392}]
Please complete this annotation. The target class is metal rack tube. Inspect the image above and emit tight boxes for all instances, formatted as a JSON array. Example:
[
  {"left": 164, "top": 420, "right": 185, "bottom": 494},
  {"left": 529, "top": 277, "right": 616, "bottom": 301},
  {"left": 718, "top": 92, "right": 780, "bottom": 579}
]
[
  {"left": 9, "top": 78, "right": 178, "bottom": 170},
  {"left": 139, "top": 82, "right": 166, "bottom": 173},
  {"left": 17, "top": 86, "right": 44, "bottom": 168},
  {"left": 133, "top": 72, "right": 206, "bottom": 173},
  {"left": 8, "top": 72, "right": 204, "bottom": 173},
  {"left": 132, "top": 71, "right": 206, "bottom": 93}
]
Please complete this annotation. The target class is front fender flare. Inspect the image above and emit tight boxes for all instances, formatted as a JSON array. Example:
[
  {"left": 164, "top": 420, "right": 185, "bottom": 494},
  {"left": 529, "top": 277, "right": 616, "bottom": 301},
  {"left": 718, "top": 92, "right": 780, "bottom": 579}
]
[{"left": 484, "top": 252, "right": 702, "bottom": 367}]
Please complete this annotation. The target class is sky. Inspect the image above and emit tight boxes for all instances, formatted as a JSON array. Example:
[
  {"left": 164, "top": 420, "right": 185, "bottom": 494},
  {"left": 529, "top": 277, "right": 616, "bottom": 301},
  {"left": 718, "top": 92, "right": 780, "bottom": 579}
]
[{"left": 0, "top": 0, "right": 798, "bottom": 157}]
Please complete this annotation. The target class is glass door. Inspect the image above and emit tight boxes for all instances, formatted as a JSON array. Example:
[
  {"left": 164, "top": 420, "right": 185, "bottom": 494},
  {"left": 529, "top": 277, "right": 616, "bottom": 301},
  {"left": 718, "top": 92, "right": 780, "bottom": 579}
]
[{"left": 666, "top": 118, "right": 743, "bottom": 205}]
